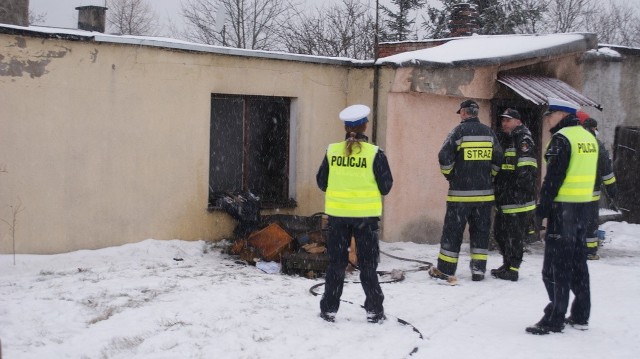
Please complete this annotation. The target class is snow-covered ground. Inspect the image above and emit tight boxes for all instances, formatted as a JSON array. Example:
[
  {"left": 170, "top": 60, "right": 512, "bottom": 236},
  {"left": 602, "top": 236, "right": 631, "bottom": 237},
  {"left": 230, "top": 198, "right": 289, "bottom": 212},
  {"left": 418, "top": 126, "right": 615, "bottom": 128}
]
[{"left": 1, "top": 221, "right": 639, "bottom": 359}]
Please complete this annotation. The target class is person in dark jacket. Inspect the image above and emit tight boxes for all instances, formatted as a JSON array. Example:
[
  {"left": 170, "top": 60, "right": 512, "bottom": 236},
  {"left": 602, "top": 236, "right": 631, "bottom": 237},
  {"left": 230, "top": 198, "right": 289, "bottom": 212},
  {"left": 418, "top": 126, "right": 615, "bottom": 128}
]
[
  {"left": 526, "top": 98, "right": 599, "bottom": 335},
  {"left": 492, "top": 108, "right": 538, "bottom": 281},
  {"left": 576, "top": 112, "right": 617, "bottom": 260},
  {"left": 316, "top": 104, "right": 393, "bottom": 323},
  {"left": 429, "top": 99, "right": 503, "bottom": 285}
]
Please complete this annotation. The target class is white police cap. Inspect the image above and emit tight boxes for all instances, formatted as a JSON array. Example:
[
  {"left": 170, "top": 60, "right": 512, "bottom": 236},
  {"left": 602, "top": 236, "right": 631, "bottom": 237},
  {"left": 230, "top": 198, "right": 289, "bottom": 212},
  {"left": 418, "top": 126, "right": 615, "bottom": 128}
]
[
  {"left": 339, "top": 104, "right": 370, "bottom": 126},
  {"left": 546, "top": 97, "right": 580, "bottom": 115}
]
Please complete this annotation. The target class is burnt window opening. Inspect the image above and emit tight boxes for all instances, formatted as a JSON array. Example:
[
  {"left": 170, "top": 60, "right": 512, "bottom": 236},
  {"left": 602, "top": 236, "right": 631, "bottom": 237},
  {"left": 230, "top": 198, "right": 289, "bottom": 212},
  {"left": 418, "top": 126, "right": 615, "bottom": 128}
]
[{"left": 208, "top": 94, "right": 295, "bottom": 209}]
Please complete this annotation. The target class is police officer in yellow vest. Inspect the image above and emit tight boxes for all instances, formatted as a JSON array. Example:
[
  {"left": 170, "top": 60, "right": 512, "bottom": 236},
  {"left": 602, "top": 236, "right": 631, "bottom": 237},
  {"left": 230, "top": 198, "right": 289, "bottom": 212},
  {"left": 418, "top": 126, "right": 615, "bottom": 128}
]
[
  {"left": 316, "top": 104, "right": 393, "bottom": 323},
  {"left": 526, "top": 98, "right": 599, "bottom": 335}
]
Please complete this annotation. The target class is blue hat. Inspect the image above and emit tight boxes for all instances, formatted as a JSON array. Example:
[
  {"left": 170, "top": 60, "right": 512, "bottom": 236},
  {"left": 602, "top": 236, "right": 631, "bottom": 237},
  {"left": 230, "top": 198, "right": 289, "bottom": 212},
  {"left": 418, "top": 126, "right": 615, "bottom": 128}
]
[
  {"left": 546, "top": 97, "right": 580, "bottom": 115},
  {"left": 339, "top": 104, "right": 370, "bottom": 126}
]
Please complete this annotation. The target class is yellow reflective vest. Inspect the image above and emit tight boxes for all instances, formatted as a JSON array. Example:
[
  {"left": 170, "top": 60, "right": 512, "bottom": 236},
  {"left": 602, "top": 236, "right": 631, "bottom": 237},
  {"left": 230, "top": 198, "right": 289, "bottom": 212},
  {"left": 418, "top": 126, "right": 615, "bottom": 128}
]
[
  {"left": 554, "top": 126, "right": 598, "bottom": 203},
  {"left": 325, "top": 142, "right": 382, "bottom": 217}
]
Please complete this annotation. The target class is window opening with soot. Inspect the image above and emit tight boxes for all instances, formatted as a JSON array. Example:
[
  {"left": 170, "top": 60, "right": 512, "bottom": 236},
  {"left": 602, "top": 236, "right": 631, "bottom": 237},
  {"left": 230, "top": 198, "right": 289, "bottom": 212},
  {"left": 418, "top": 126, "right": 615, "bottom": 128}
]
[{"left": 209, "top": 94, "right": 294, "bottom": 209}]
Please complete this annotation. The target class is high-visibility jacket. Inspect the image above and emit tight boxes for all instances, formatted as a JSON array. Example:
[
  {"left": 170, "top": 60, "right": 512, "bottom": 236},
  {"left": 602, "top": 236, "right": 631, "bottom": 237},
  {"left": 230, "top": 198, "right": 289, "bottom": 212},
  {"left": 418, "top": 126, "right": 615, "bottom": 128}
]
[
  {"left": 554, "top": 126, "right": 598, "bottom": 203},
  {"left": 324, "top": 141, "right": 382, "bottom": 217},
  {"left": 438, "top": 117, "right": 503, "bottom": 205}
]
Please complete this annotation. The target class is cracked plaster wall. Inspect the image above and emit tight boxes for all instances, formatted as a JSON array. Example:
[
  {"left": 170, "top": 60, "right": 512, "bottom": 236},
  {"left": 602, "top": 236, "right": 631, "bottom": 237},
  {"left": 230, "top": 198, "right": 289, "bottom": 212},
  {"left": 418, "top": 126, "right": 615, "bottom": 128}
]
[{"left": 0, "top": 33, "right": 372, "bottom": 253}]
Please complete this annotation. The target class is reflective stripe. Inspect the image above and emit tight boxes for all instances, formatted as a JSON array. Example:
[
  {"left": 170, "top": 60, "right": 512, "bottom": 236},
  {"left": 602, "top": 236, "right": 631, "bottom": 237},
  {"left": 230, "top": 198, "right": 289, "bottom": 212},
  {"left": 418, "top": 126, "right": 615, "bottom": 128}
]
[
  {"left": 448, "top": 195, "right": 495, "bottom": 202},
  {"left": 470, "top": 253, "right": 488, "bottom": 260},
  {"left": 603, "top": 174, "right": 616, "bottom": 185},
  {"left": 557, "top": 187, "right": 593, "bottom": 196},
  {"left": 438, "top": 249, "right": 459, "bottom": 263},
  {"left": 501, "top": 164, "right": 515, "bottom": 170},
  {"left": 586, "top": 237, "right": 599, "bottom": 248},
  {"left": 500, "top": 201, "right": 536, "bottom": 214},
  {"left": 504, "top": 148, "right": 516, "bottom": 157},
  {"left": 448, "top": 189, "right": 495, "bottom": 202},
  {"left": 325, "top": 202, "right": 382, "bottom": 211},
  {"left": 441, "top": 249, "right": 459, "bottom": 258},
  {"left": 509, "top": 266, "right": 520, "bottom": 272},
  {"left": 456, "top": 136, "right": 494, "bottom": 145},
  {"left": 470, "top": 248, "right": 489, "bottom": 261},
  {"left": 458, "top": 141, "right": 493, "bottom": 148},
  {"left": 517, "top": 161, "right": 538, "bottom": 168},
  {"left": 563, "top": 175, "right": 595, "bottom": 183},
  {"left": 518, "top": 157, "right": 538, "bottom": 168},
  {"left": 448, "top": 190, "right": 494, "bottom": 196},
  {"left": 591, "top": 190, "right": 601, "bottom": 201},
  {"left": 440, "top": 163, "right": 454, "bottom": 175},
  {"left": 471, "top": 248, "right": 489, "bottom": 255}
]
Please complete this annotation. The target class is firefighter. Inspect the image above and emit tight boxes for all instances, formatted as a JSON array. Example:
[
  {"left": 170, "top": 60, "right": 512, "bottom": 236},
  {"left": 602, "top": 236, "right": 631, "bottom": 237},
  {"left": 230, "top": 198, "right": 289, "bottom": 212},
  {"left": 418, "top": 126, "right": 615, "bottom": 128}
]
[
  {"left": 316, "top": 104, "right": 393, "bottom": 323},
  {"left": 526, "top": 98, "right": 598, "bottom": 335},
  {"left": 492, "top": 108, "right": 538, "bottom": 281},
  {"left": 576, "top": 112, "right": 617, "bottom": 260},
  {"left": 429, "top": 99, "right": 503, "bottom": 284}
]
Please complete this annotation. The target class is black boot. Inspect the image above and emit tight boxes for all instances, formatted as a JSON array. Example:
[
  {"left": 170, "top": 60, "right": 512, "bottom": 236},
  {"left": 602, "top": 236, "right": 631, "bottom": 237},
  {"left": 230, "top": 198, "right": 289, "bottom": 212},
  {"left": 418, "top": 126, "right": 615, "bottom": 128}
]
[
  {"left": 494, "top": 268, "right": 519, "bottom": 281},
  {"left": 490, "top": 263, "right": 508, "bottom": 276},
  {"left": 525, "top": 321, "right": 564, "bottom": 335}
]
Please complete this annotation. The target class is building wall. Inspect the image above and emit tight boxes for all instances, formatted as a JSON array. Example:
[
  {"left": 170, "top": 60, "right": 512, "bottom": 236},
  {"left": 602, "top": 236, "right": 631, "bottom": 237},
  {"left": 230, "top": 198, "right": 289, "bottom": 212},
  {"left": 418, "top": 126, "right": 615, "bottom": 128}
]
[
  {"left": 582, "top": 50, "right": 640, "bottom": 153},
  {"left": 381, "top": 66, "right": 496, "bottom": 244},
  {"left": 380, "top": 54, "right": 589, "bottom": 244},
  {"left": 0, "top": 33, "right": 373, "bottom": 254}
]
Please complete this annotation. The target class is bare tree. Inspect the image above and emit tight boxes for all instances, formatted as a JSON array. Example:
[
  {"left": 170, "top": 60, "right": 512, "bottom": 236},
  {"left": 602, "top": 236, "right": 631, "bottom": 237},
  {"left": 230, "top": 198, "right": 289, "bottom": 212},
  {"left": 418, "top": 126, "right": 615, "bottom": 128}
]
[
  {"left": 0, "top": 0, "right": 29, "bottom": 26},
  {"left": 1, "top": 200, "right": 24, "bottom": 265},
  {"left": 107, "top": 0, "right": 159, "bottom": 36},
  {"left": 584, "top": 1, "right": 640, "bottom": 47},
  {"left": 181, "top": 0, "right": 295, "bottom": 50},
  {"left": 28, "top": 10, "right": 47, "bottom": 25},
  {"left": 541, "top": 0, "right": 597, "bottom": 33},
  {"left": 279, "top": 0, "right": 377, "bottom": 59}
]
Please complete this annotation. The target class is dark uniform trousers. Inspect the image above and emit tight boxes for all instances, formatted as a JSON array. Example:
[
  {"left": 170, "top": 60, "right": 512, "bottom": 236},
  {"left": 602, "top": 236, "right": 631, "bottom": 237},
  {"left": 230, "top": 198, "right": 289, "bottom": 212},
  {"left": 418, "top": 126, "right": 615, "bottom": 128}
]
[
  {"left": 541, "top": 202, "right": 591, "bottom": 328},
  {"left": 320, "top": 216, "right": 384, "bottom": 315},
  {"left": 585, "top": 200, "right": 600, "bottom": 255},
  {"left": 438, "top": 204, "right": 492, "bottom": 276},
  {"left": 493, "top": 210, "right": 531, "bottom": 269}
]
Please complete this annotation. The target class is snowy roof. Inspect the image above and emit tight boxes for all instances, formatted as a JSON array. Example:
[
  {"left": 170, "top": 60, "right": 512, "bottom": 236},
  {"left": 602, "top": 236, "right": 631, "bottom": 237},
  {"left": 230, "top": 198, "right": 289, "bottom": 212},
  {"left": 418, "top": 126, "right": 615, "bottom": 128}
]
[
  {"left": 0, "top": 24, "right": 611, "bottom": 70},
  {"left": 377, "top": 33, "right": 598, "bottom": 68},
  {"left": 0, "top": 23, "right": 370, "bottom": 67}
]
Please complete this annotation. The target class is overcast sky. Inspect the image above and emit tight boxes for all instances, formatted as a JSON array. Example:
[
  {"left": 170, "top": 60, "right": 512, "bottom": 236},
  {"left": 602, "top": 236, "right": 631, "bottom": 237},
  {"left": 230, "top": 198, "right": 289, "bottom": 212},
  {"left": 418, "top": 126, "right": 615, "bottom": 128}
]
[
  {"left": 29, "top": 0, "right": 387, "bottom": 36},
  {"left": 29, "top": 0, "right": 183, "bottom": 32}
]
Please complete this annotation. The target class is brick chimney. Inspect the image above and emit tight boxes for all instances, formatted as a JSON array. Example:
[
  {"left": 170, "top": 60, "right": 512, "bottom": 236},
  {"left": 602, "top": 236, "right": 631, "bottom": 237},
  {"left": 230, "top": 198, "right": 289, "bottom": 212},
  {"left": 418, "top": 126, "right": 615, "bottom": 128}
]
[
  {"left": 76, "top": 5, "right": 107, "bottom": 32},
  {"left": 0, "top": 0, "right": 29, "bottom": 26},
  {"left": 448, "top": 3, "right": 479, "bottom": 37}
]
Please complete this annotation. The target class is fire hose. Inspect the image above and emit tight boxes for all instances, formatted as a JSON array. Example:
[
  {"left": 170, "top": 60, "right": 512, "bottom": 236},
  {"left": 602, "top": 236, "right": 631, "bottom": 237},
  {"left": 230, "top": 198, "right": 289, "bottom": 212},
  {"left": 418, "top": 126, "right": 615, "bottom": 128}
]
[{"left": 308, "top": 251, "right": 434, "bottom": 357}]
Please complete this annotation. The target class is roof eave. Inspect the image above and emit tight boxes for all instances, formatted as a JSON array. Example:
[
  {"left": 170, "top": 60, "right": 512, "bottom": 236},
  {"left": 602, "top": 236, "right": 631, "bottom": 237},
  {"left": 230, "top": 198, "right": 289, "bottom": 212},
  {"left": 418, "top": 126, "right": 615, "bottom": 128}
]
[{"left": 384, "top": 33, "right": 598, "bottom": 69}]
